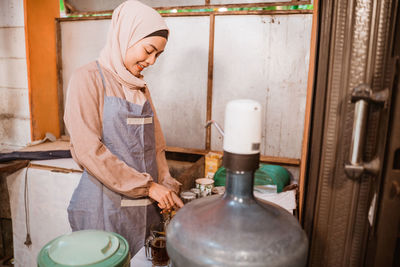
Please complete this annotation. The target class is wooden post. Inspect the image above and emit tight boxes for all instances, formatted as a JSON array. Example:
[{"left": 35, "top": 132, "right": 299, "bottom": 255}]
[
  {"left": 206, "top": 14, "right": 215, "bottom": 150},
  {"left": 299, "top": 0, "right": 318, "bottom": 222},
  {"left": 24, "top": 0, "right": 60, "bottom": 141}
]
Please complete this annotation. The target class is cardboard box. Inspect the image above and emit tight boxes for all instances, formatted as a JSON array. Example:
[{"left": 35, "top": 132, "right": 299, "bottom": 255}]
[{"left": 205, "top": 152, "right": 223, "bottom": 179}]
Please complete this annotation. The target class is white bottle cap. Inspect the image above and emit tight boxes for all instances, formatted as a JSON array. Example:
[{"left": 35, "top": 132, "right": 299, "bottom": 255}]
[{"left": 223, "top": 99, "right": 262, "bottom": 155}]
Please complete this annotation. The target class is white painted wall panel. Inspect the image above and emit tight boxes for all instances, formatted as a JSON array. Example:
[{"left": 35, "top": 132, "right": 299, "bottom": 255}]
[
  {"left": 0, "top": 27, "right": 26, "bottom": 58},
  {"left": 144, "top": 17, "right": 209, "bottom": 149},
  {"left": 0, "top": 58, "right": 28, "bottom": 88},
  {"left": 61, "top": 19, "right": 110, "bottom": 105},
  {"left": 211, "top": 15, "right": 312, "bottom": 158},
  {"left": 0, "top": 0, "right": 25, "bottom": 27},
  {"left": 0, "top": 88, "right": 29, "bottom": 118}
]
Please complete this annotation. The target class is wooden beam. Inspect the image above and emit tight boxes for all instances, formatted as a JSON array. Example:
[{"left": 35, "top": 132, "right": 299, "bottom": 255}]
[
  {"left": 206, "top": 14, "right": 215, "bottom": 150},
  {"left": 29, "top": 163, "right": 82, "bottom": 173},
  {"left": 209, "top": 150, "right": 299, "bottom": 165},
  {"left": 24, "top": 0, "right": 60, "bottom": 141},
  {"left": 166, "top": 146, "right": 208, "bottom": 155},
  {"left": 167, "top": 147, "right": 300, "bottom": 166},
  {"left": 55, "top": 20, "right": 64, "bottom": 135},
  {"left": 0, "top": 160, "right": 29, "bottom": 175},
  {"left": 299, "top": 0, "right": 318, "bottom": 222},
  {"left": 57, "top": 16, "right": 111, "bottom": 22},
  {"left": 260, "top": 155, "right": 300, "bottom": 166}
]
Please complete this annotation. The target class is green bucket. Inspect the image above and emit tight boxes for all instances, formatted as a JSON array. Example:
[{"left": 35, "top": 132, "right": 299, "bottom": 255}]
[
  {"left": 214, "top": 164, "right": 290, "bottom": 193},
  {"left": 37, "top": 230, "right": 130, "bottom": 267}
]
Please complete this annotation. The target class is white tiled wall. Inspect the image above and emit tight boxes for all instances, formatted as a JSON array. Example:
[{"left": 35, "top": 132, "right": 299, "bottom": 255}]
[
  {"left": 0, "top": 0, "right": 25, "bottom": 27},
  {"left": 0, "top": 0, "right": 30, "bottom": 150}
]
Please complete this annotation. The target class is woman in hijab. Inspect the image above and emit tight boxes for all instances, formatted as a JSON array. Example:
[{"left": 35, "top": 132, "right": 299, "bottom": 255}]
[{"left": 64, "top": 0, "right": 183, "bottom": 256}]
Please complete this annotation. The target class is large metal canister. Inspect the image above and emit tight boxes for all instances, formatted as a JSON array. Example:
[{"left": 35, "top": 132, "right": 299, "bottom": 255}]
[{"left": 166, "top": 100, "right": 308, "bottom": 267}]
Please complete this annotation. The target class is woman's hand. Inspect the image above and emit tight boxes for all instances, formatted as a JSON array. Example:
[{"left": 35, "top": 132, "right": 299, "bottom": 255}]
[
  {"left": 159, "top": 174, "right": 182, "bottom": 194},
  {"left": 149, "top": 182, "right": 184, "bottom": 209}
]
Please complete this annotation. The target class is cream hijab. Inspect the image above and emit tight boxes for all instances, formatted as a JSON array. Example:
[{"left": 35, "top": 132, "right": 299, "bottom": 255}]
[{"left": 98, "top": 0, "right": 168, "bottom": 90}]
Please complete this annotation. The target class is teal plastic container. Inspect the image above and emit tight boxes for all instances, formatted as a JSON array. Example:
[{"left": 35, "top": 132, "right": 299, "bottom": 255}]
[
  {"left": 37, "top": 230, "right": 130, "bottom": 267},
  {"left": 214, "top": 164, "right": 290, "bottom": 193}
]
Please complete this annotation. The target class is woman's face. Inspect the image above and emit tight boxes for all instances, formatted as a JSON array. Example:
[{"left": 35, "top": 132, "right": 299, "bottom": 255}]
[{"left": 124, "top": 36, "right": 167, "bottom": 77}]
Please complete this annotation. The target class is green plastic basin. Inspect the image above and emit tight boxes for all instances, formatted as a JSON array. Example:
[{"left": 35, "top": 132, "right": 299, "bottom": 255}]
[
  {"left": 37, "top": 230, "right": 130, "bottom": 267},
  {"left": 214, "top": 164, "right": 290, "bottom": 192}
]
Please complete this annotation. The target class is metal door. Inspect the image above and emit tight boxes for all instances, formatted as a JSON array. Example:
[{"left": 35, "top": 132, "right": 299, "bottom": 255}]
[
  {"left": 304, "top": 0, "right": 400, "bottom": 266},
  {"left": 365, "top": 2, "right": 400, "bottom": 264}
]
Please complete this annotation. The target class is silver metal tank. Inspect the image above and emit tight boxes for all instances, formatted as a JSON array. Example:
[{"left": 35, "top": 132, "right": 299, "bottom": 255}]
[{"left": 166, "top": 100, "right": 308, "bottom": 267}]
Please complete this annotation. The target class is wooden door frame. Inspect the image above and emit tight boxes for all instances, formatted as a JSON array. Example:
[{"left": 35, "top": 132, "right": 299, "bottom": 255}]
[{"left": 24, "top": 0, "right": 60, "bottom": 141}]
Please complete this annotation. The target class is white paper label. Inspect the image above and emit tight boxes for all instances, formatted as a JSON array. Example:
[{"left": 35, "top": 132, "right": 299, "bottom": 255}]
[
  {"left": 127, "top": 117, "right": 153, "bottom": 125},
  {"left": 121, "top": 198, "right": 154, "bottom": 207}
]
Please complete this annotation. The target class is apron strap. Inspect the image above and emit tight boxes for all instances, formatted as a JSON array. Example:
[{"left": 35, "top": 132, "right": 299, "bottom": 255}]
[{"left": 95, "top": 60, "right": 107, "bottom": 95}]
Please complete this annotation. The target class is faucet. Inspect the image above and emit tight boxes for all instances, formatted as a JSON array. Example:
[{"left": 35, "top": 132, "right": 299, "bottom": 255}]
[{"left": 205, "top": 120, "right": 224, "bottom": 137}]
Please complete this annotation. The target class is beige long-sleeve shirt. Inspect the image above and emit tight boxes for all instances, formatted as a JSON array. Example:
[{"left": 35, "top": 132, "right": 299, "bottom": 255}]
[{"left": 64, "top": 61, "right": 180, "bottom": 198}]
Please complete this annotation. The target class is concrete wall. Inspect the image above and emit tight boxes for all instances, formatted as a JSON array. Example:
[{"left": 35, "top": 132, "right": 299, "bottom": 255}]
[{"left": 0, "top": 0, "right": 31, "bottom": 150}]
